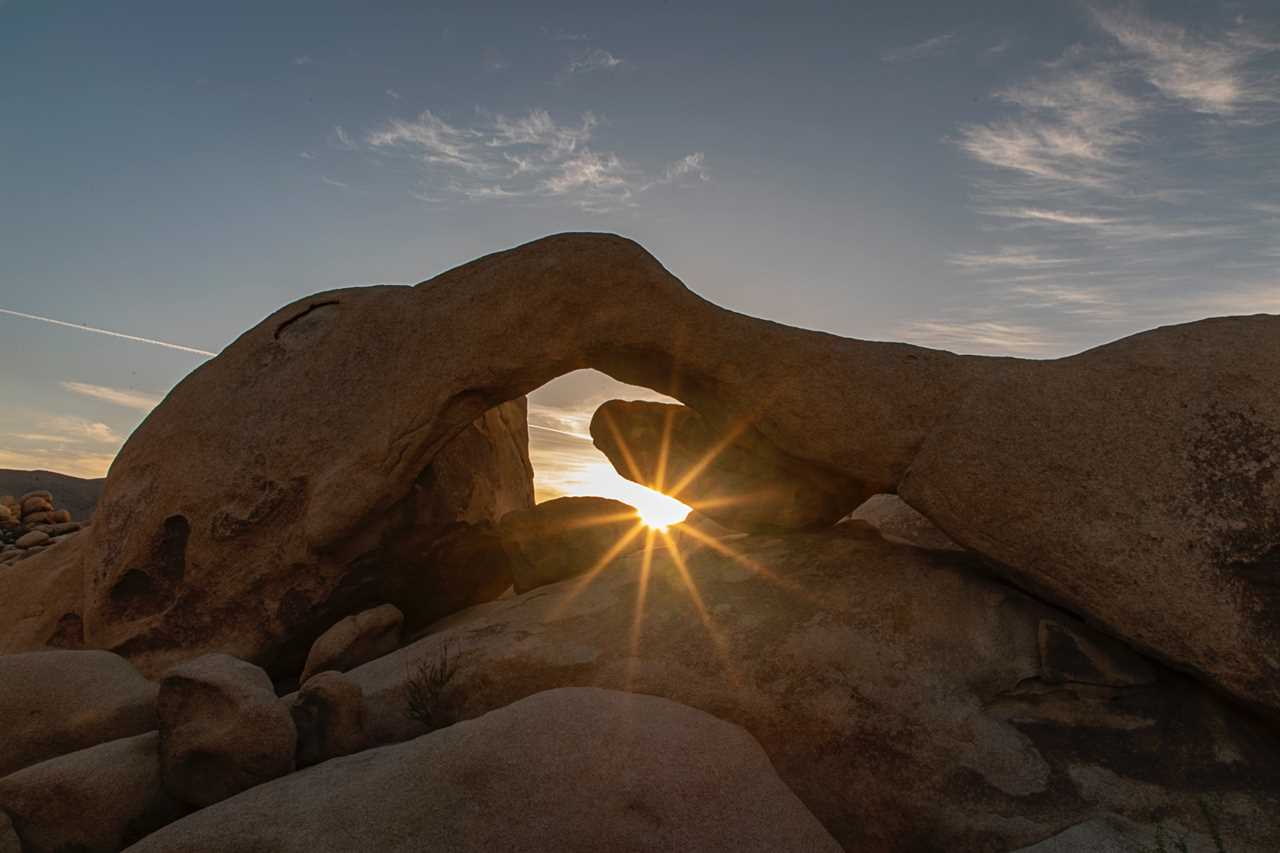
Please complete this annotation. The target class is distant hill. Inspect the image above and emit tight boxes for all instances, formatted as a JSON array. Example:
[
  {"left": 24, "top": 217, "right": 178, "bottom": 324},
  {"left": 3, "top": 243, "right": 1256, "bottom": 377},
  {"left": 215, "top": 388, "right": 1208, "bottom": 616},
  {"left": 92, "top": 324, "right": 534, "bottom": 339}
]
[{"left": 0, "top": 469, "right": 106, "bottom": 521}]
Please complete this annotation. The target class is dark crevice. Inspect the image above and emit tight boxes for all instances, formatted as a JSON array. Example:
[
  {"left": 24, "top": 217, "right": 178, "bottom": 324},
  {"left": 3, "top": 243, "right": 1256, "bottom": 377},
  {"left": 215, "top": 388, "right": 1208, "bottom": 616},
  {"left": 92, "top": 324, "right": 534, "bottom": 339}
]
[{"left": 274, "top": 300, "right": 339, "bottom": 339}]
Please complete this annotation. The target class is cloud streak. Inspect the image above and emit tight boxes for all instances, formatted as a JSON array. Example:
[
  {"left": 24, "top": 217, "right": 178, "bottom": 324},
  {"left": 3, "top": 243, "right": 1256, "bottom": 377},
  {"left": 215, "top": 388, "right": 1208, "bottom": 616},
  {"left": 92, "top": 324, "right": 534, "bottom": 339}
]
[
  {"left": 882, "top": 32, "right": 958, "bottom": 63},
  {"left": 363, "top": 108, "right": 707, "bottom": 210},
  {"left": 61, "top": 382, "right": 163, "bottom": 411},
  {"left": 929, "top": 6, "right": 1280, "bottom": 356},
  {"left": 0, "top": 308, "right": 216, "bottom": 356}
]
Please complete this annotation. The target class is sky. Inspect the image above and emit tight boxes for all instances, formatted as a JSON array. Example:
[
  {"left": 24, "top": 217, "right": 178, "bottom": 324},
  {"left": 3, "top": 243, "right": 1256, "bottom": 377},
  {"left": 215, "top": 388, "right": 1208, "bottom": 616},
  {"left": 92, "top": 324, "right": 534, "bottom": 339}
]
[{"left": 1, "top": 1, "right": 1278, "bottom": 499}]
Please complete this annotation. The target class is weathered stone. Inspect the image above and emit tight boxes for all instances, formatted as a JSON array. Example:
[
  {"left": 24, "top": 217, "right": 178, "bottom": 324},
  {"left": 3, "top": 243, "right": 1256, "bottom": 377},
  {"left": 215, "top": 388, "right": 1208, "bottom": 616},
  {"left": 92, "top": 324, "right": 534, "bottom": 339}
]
[
  {"left": 895, "top": 316, "right": 1280, "bottom": 717},
  {"left": 157, "top": 654, "right": 296, "bottom": 807},
  {"left": 21, "top": 511, "right": 56, "bottom": 526},
  {"left": 82, "top": 398, "right": 531, "bottom": 678},
  {"left": 498, "top": 496, "right": 646, "bottom": 593},
  {"left": 19, "top": 496, "right": 53, "bottom": 517},
  {"left": 343, "top": 526, "right": 1280, "bottom": 851},
  {"left": 0, "top": 649, "right": 157, "bottom": 777},
  {"left": 127, "top": 687, "right": 842, "bottom": 853},
  {"left": 44, "top": 232, "right": 1279, "bottom": 713},
  {"left": 20, "top": 490, "right": 53, "bottom": 502},
  {"left": 846, "top": 493, "right": 963, "bottom": 551},
  {"left": 14, "top": 530, "right": 48, "bottom": 549},
  {"left": 0, "top": 506, "right": 11, "bottom": 524},
  {"left": 0, "top": 732, "right": 188, "bottom": 853},
  {"left": 50, "top": 509, "right": 71, "bottom": 524},
  {"left": 288, "top": 670, "right": 368, "bottom": 767},
  {"left": 0, "top": 537, "right": 85, "bottom": 654},
  {"left": 590, "top": 399, "right": 855, "bottom": 532},
  {"left": 301, "top": 604, "right": 403, "bottom": 684}
]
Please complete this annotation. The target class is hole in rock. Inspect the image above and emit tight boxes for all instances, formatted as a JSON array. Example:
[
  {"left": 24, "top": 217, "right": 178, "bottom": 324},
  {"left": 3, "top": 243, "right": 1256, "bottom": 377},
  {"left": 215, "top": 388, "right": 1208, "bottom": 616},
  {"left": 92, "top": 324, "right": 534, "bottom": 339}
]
[{"left": 528, "top": 370, "right": 692, "bottom": 530}]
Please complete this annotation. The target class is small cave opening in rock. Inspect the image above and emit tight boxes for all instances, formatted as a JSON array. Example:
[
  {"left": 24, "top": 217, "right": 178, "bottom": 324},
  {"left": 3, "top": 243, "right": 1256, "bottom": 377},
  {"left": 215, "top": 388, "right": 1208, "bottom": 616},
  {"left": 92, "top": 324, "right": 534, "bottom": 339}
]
[{"left": 527, "top": 369, "right": 693, "bottom": 531}]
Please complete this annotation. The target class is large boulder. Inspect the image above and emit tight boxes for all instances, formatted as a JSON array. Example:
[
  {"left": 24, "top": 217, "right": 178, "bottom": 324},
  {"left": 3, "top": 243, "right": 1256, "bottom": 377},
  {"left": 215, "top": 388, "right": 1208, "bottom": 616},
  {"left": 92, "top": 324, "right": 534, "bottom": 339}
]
[
  {"left": 340, "top": 526, "right": 1280, "bottom": 852},
  {"left": 590, "top": 399, "right": 854, "bottom": 531},
  {"left": 300, "top": 604, "right": 403, "bottom": 684},
  {"left": 83, "top": 398, "right": 532, "bottom": 678},
  {"left": 0, "top": 649, "right": 157, "bottom": 777},
  {"left": 125, "top": 687, "right": 842, "bottom": 853},
  {"left": 157, "top": 654, "right": 296, "bottom": 806},
  {"left": 53, "top": 232, "right": 1277, "bottom": 712},
  {"left": 0, "top": 732, "right": 187, "bottom": 853},
  {"left": 498, "top": 496, "right": 646, "bottom": 593}
]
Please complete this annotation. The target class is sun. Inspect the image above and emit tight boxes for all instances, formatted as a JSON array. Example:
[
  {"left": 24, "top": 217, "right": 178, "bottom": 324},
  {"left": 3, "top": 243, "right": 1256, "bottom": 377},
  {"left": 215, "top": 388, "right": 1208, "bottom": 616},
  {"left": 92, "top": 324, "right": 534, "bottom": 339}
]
[{"left": 576, "top": 462, "right": 691, "bottom": 530}]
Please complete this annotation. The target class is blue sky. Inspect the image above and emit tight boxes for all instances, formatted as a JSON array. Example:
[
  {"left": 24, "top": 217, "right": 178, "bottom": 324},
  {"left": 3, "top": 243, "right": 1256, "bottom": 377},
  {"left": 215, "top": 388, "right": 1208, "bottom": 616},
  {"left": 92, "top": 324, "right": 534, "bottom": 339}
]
[{"left": 1, "top": 1, "right": 1277, "bottom": 491}]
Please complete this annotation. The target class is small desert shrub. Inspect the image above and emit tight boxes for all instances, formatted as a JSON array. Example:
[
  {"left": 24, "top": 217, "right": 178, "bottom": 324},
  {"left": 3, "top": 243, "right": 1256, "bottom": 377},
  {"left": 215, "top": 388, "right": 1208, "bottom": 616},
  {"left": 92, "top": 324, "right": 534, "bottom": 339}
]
[{"left": 404, "top": 642, "right": 458, "bottom": 732}]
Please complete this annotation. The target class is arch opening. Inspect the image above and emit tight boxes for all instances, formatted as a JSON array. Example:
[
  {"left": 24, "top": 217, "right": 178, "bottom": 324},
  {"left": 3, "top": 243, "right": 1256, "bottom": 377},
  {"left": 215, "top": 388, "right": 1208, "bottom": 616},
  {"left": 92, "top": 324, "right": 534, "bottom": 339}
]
[{"left": 527, "top": 369, "right": 692, "bottom": 530}]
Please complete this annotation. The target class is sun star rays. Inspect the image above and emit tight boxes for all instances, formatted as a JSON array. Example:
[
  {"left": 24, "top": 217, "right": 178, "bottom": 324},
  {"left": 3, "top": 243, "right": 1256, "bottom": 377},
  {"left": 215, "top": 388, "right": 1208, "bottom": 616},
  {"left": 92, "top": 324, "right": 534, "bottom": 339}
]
[{"left": 538, "top": 391, "right": 823, "bottom": 678}]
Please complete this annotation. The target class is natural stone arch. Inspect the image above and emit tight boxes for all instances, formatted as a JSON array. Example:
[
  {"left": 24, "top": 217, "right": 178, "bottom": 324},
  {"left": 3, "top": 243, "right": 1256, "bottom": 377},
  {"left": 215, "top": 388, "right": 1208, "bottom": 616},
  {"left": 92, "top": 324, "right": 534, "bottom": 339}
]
[{"left": 65, "top": 233, "right": 1280, "bottom": 717}]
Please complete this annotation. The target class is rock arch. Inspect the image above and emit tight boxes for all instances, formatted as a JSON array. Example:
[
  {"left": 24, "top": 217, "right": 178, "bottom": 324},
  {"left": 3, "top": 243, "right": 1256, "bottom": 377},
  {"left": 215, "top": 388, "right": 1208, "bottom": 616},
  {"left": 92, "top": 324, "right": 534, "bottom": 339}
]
[{"left": 67, "top": 233, "right": 1280, "bottom": 716}]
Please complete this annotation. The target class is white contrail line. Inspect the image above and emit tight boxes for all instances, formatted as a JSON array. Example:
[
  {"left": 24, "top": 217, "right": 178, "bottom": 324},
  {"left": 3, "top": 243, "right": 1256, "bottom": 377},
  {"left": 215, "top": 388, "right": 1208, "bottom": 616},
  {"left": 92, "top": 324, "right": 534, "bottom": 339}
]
[
  {"left": 0, "top": 308, "right": 217, "bottom": 357},
  {"left": 524, "top": 422, "right": 593, "bottom": 440}
]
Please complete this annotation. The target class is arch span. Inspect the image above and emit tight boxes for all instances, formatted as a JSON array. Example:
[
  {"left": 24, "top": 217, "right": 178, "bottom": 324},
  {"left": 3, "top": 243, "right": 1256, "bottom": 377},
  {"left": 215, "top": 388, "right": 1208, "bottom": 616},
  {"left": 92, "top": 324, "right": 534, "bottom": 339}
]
[{"left": 69, "top": 233, "right": 1280, "bottom": 718}]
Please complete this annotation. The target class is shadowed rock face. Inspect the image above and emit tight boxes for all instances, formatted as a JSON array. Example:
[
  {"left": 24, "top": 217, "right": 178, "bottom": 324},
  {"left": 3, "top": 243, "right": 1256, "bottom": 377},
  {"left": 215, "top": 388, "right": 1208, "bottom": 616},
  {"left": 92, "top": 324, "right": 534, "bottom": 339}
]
[
  {"left": 340, "top": 526, "right": 1280, "bottom": 852},
  {"left": 60, "top": 232, "right": 1277, "bottom": 714},
  {"left": 589, "top": 399, "right": 856, "bottom": 532}
]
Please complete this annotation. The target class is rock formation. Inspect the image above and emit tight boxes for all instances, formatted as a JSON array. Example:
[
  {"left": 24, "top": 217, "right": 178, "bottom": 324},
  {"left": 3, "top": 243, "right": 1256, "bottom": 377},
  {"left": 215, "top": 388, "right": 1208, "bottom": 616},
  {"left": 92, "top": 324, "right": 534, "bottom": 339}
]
[
  {"left": 0, "top": 650, "right": 157, "bottom": 778},
  {"left": 0, "top": 733, "right": 187, "bottom": 853},
  {"left": 590, "top": 399, "right": 852, "bottom": 531},
  {"left": 288, "top": 670, "right": 369, "bottom": 768},
  {"left": 340, "top": 526, "right": 1280, "bottom": 852},
  {"left": 843, "top": 493, "right": 964, "bottom": 551},
  {"left": 157, "top": 654, "right": 296, "bottom": 807},
  {"left": 77, "top": 399, "right": 533, "bottom": 677},
  {"left": 1, "top": 232, "right": 1278, "bottom": 851},
  {"left": 125, "top": 687, "right": 843, "bottom": 853},
  {"left": 498, "top": 495, "right": 646, "bottom": 593},
  {"left": 39, "top": 232, "right": 1270, "bottom": 713},
  {"left": 300, "top": 604, "right": 403, "bottom": 684},
  {"left": 0, "top": 488, "right": 86, "bottom": 565}
]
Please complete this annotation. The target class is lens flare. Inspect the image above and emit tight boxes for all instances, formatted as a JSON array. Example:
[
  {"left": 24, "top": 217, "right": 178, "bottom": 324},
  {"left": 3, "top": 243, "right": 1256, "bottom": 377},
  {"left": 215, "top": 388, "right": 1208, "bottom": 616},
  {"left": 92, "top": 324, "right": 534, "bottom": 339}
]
[{"left": 575, "top": 462, "right": 691, "bottom": 529}]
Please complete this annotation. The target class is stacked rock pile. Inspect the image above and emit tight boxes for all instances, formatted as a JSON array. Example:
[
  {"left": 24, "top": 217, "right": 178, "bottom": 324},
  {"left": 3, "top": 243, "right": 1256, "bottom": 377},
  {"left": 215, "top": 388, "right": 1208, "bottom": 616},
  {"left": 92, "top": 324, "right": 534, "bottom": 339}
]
[{"left": 0, "top": 491, "right": 87, "bottom": 566}]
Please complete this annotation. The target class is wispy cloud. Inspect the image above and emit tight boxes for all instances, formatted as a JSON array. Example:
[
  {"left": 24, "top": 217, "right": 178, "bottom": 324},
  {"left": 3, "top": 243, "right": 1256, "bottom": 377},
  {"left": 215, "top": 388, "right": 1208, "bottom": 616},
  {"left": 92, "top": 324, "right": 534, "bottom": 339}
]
[
  {"left": 882, "top": 32, "right": 958, "bottom": 63},
  {"left": 1091, "top": 6, "right": 1279, "bottom": 116},
  {"left": 331, "top": 126, "right": 357, "bottom": 150},
  {"left": 565, "top": 48, "right": 624, "bottom": 74},
  {"left": 930, "top": 6, "right": 1280, "bottom": 356},
  {"left": 362, "top": 108, "right": 706, "bottom": 211},
  {"left": 983, "top": 38, "right": 1012, "bottom": 59},
  {"left": 60, "top": 382, "right": 162, "bottom": 411},
  {"left": 900, "top": 319, "right": 1068, "bottom": 356},
  {"left": 949, "top": 248, "right": 1080, "bottom": 269},
  {"left": 293, "top": 55, "right": 313, "bottom": 66},
  {"left": 321, "top": 176, "right": 349, "bottom": 188},
  {"left": 0, "top": 308, "right": 216, "bottom": 356},
  {"left": 385, "top": 88, "right": 401, "bottom": 100}
]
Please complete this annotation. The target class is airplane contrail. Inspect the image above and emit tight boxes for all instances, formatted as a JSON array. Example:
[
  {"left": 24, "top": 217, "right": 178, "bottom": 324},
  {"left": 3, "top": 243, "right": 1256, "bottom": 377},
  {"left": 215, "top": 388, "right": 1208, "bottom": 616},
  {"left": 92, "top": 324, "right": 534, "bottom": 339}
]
[{"left": 0, "top": 308, "right": 218, "bottom": 357}]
